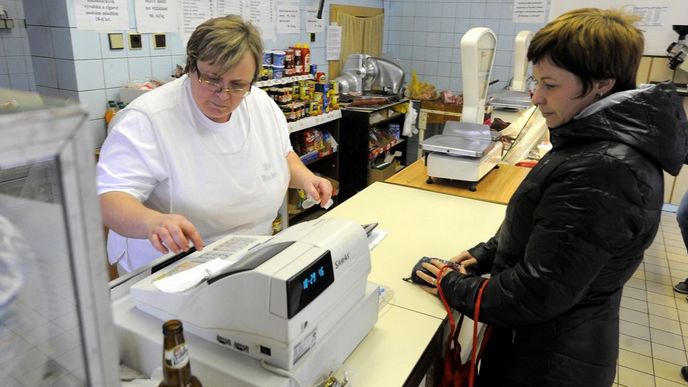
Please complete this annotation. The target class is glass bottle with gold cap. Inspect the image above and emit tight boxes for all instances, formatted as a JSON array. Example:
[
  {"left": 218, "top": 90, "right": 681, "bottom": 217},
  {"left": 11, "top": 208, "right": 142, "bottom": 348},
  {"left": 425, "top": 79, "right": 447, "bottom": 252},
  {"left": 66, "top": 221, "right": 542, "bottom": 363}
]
[{"left": 159, "top": 320, "right": 202, "bottom": 387}]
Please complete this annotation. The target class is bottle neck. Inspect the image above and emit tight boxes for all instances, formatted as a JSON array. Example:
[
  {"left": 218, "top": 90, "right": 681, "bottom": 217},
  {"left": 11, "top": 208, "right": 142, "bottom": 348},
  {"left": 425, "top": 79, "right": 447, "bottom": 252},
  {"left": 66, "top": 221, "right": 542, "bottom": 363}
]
[{"left": 161, "top": 336, "right": 194, "bottom": 386}]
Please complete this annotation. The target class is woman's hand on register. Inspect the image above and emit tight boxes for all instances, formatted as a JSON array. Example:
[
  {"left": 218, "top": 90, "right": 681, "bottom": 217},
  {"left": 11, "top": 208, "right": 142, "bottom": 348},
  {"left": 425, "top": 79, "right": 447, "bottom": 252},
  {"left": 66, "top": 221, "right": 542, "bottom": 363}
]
[{"left": 147, "top": 213, "right": 205, "bottom": 255}]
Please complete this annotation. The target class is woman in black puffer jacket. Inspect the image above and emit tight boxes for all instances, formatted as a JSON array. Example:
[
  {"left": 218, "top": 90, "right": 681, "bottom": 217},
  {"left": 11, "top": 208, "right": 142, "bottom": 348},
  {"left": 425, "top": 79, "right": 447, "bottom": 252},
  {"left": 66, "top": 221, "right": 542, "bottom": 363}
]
[{"left": 417, "top": 8, "right": 688, "bottom": 387}]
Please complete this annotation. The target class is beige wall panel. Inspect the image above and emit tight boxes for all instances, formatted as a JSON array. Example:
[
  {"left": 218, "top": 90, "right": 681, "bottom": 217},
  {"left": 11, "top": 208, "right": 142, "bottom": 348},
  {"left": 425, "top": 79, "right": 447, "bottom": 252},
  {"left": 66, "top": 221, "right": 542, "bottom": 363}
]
[
  {"left": 637, "top": 56, "right": 652, "bottom": 84},
  {"left": 649, "top": 57, "right": 675, "bottom": 83},
  {"left": 671, "top": 166, "right": 688, "bottom": 205}
]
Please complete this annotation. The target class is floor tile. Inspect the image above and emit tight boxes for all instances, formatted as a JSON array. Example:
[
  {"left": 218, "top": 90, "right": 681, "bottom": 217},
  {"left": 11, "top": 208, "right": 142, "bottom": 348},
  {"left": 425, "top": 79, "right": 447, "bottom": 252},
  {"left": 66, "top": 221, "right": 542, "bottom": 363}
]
[
  {"left": 619, "top": 349, "right": 654, "bottom": 374},
  {"left": 617, "top": 365, "right": 655, "bottom": 387},
  {"left": 650, "top": 328, "right": 685, "bottom": 351},
  {"left": 652, "top": 342, "right": 688, "bottom": 366},
  {"left": 650, "top": 315, "right": 682, "bottom": 335},
  {"left": 654, "top": 359, "right": 687, "bottom": 385},
  {"left": 619, "top": 334, "right": 652, "bottom": 356}
]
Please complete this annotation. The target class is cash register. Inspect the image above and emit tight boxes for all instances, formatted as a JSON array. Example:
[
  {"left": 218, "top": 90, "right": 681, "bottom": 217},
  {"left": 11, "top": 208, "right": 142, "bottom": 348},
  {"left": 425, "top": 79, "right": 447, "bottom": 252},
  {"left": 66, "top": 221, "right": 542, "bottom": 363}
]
[{"left": 111, "top": 217, "right": 379, "bottom": 386}]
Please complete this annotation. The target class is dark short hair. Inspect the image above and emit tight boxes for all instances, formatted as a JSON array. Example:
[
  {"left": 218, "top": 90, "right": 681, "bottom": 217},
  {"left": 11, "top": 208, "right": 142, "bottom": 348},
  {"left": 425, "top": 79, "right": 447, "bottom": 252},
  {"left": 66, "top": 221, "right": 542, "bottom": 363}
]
[
  {"left": 185, "top": 15, "right": 263, "bottom": 82},
  {"left": 527, "top": 8, "right": 644, "bottom": 96}
]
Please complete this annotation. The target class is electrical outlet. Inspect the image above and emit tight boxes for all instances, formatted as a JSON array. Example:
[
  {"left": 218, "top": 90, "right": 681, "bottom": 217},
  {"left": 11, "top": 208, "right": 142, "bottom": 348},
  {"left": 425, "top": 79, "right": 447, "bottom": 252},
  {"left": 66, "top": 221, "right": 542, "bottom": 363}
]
[
  {"left": 129, "top": 33, "right": 142, "bottom": 50},
  {"left": 153, "top": 33, "right": 166, "bottom": 49},
  {"left": 108, "top": 33, "right": 124, "bottom": 50}
]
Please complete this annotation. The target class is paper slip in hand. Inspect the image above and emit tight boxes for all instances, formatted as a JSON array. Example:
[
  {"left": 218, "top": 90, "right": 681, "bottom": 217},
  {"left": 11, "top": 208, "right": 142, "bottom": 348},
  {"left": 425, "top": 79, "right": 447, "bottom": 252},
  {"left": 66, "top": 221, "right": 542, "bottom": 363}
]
[{"left": 153, "top": 258, "right": 230, "bottom": 293}]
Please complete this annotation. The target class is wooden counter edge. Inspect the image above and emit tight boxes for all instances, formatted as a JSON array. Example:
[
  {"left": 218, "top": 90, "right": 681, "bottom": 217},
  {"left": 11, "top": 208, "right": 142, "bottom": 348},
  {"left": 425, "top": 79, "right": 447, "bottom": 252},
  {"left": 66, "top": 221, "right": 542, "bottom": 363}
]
[{"left": 385, "top": 159, "right": 531, "bottom": 205}]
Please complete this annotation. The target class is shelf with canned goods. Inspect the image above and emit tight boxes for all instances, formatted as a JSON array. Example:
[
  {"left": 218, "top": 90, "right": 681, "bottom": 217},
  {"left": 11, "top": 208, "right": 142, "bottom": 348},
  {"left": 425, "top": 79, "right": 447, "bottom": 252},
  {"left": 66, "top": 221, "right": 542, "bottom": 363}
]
[
  {"left": 255, "top": 74, "right": 314, "bottom": 88},
  {"left": 288, "top": 109, "right": 342, "bottom": 134}
]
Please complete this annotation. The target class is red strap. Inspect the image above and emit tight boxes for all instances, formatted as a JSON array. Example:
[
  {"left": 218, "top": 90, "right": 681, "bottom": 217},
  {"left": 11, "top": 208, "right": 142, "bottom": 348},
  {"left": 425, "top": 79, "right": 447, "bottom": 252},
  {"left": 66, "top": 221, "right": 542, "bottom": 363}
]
[
  {"left": 436, "top": 267, "right": 489, "bottom": 387},
  {"left": 469, "top": 280, "right": 489, "bottom": 387}
]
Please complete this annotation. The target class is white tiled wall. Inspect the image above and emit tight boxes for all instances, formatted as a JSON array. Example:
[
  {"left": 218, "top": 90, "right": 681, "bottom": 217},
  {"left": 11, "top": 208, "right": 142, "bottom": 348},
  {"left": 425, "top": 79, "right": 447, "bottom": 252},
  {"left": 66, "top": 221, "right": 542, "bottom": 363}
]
[
  {"left": 14, "top": 0, "right": 548, "bottom": 148},
  {"left": 0, "top": 0, "right": 34, "bottom": 91},
  {"left": 383, "top": 0, "right": 548, "bottom": 94}
]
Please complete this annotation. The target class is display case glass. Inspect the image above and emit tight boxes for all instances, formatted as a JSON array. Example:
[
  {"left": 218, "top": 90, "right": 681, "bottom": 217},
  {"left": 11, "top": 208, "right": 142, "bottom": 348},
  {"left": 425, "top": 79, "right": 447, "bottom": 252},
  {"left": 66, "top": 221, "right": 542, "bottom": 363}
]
[{"left": 0, "top": 89, "right": 118, "bottom": 386}]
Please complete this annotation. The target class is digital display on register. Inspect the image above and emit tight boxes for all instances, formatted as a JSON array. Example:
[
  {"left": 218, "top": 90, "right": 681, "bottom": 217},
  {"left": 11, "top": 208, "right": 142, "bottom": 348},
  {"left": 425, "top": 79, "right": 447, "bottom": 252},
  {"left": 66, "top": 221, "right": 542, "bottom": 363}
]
[{"left": 286, "top": 251, "right": 335, "bottom": 318}]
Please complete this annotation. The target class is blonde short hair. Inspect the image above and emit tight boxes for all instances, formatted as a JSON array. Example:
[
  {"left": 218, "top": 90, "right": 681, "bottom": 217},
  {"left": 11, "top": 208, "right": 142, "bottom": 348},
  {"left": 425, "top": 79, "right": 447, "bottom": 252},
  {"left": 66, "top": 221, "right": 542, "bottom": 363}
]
[
  {"left": 185, "top": 15, "right": 263, "bottom": 82},
  {"left": 527, "top": 8, "right": 644, "bottom": 95}
]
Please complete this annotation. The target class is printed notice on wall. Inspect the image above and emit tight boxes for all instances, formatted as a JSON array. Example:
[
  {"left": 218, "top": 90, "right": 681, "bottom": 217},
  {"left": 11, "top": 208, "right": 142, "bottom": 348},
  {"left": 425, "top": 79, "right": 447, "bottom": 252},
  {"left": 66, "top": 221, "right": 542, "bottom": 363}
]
[
  {"left": 135, "top": 0, "right": 178, "bottom": 33},
  {"left": 326, "top": 25, "right": 342, "bottom": 61},
  {"left": 550, "top": 0, "right": 688, "bottom": 55},
  {"left": 306, "top": 6, "right": 324, "bottom": 33},
  {"left": 216, "top": 0, "right": 244, "bottom": 17},
  {"left": 513, "top": 0, "right": 546, "bottom": 23},
  {"left": 75, "top": 0, "right": 129, "bottom": 31},
  {"left": 277, "top": 5, "right": 300, "bottom": 34},
  {"left": 180, "top": 0, "right": 212, "bottom": 46}
]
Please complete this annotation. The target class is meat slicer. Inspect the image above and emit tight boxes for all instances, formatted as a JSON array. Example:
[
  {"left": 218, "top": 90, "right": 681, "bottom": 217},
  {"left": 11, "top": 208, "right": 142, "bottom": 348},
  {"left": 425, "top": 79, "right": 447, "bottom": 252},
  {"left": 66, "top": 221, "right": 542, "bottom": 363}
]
[{"left": 333, "top": 54, "right": 405, "bottom": 98}]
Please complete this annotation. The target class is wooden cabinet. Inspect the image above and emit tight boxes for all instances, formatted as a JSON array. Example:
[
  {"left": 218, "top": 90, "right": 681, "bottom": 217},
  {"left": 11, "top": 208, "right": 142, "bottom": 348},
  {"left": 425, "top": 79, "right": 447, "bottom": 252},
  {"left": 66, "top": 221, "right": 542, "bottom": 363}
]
[{"left": 339, "top": 99, "right": 409, "bottom": 202}]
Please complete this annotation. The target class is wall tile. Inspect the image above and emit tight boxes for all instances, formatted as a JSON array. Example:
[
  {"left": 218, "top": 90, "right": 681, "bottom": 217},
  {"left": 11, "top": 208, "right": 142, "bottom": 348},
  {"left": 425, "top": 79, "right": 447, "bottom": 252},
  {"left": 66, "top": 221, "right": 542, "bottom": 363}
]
[
  {"left": 500, "top": 3, "right": 514, "bottom": 19},
  {"left": 413, "top": 16, "right": 428, "bottom": 32},
  {"left": 27, "top": 26, "right": 53, "bottom": 57},
  {"left": 100, "top": 32, "right": 128, "bottom": 59},
  {"left": 24, "top": 0, "right": 48, "bottom": 26},
  {"left": 77, "top": 89, "right": 107, "bottom": 120},
  {"left": 150, "top": 56, "right": 173, "bottom": 81},
  {"left": 485, "top": 18, "right": 500, "bottom": 33},
  {"left": 74, "top": 59, "right": 105, "bottom": 90},
  {"left": 71, "top": 29, "right": 102, "bottom": 60},
  {"left": 425, "top": 61, "right": 438, "bottom": 76},
  {"left": 56, "top": 59, "right": 77, "bottom": 90},
  {"left": 105, "top": 87, "right": 120, "bottom": 102},
  {"left": 6, "top": 55, "right": 26, "bottom": 74},
  {"left": 428, "top": 17, "right": 442, "bottom": 33},
  {"left": 126, "top": 32, "right": 151, "bottom": 58},
  {"left": 168, "top": 33, "right": 186, "bottom": 56},
  {"left": 51, "top": 27, "right": 73, "bottom": 60},
  {"left": 426, "top": 32, "right": 440, "bottom": 47},
  {"left": 0, "top": 57, "right": 7, "bottom": 74},
  {"left": 411, "top": 59, "right": 425, "bottom": 74},
  {"left": 172, "top": 55, "right": 186, "bottom": 70},
  {"left": 413, "top": 2, "right": 428, "bottom": 17},
  {"left": 485, "top": 3, "right": 503, "bottom": 19},
  {"left": 128, "top": 56, "right": 151, "bottom": 83},
  {"left": 412, "top": 31, "right": 425, "bottom": 46},
  {"left": 438, "top": 47, "right": 454, "bottom": 63},
  {"left": 0, "top": 74, "right": 9, "bottom": 88},
  {"left": 437, "top": 62, "right": 451, "bottom": 77},
  {"left": 388, "top": 30, "right": 401, "bottom": 45},
  {"left": 102, "top": 58, "right": 129, "bottom": 88},
  {"left": 36, "top": 86, "right": 60, "bottom": 97},
  {"left": 401, "top": 2, "right": 415, "bottom": 17},
  {"left": 47, "top": 0, "right": 74, "bottom": 28},
  {"left": 469, "top": 3, "right": 487, "bottom": 19},
  {"left": 454, "top": 18, "right": 470, "bottom": 34},
  {"left": 3, "top": 37, "right": 25, "bottom": 56},
  {"left": 442, "top": 3, "right": 458, "bottom": 18},
  {"left": 441, "top": 18, "right": 455, "bottom": 34},
  {"left": 498, "top": 18, "right": 515, "bottom": 35},
  {"left": 85, "top": 119, "right": 107, "bottom": 148},
  {"left": 428, "top": 4, "right": 443, "bottom": 18},
  {"left": 9, "top": 73, "right": 29, "bottom": 90}
]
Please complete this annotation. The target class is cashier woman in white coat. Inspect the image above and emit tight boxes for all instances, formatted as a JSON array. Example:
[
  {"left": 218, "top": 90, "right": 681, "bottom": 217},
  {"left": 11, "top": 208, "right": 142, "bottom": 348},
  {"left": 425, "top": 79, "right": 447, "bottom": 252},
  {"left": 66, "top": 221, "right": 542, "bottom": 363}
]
[{"left": 97, "top": 15, "right": 332, "bottom": 272}]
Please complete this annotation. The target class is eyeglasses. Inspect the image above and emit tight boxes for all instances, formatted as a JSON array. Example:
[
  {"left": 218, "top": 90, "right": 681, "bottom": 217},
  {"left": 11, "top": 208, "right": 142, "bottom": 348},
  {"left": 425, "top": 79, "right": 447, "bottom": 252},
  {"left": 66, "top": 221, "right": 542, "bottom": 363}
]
[{"left": 195, "top": 68, "right": 251, "bottom": 98}]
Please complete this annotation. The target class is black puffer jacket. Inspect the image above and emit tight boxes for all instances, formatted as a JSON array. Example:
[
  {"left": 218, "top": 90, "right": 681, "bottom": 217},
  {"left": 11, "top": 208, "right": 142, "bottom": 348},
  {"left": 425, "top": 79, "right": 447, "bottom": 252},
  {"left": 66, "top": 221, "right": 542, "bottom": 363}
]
[{"left": 439, "top": 83, "right": 688, "bottom": 386}]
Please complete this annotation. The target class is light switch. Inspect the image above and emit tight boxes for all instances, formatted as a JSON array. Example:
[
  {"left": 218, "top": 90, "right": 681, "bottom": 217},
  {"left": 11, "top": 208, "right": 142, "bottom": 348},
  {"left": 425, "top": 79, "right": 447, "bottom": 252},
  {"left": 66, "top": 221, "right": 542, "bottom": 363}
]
[
  {"left": 129, "top": 33, "right": 142, "bottom": 50},
  {"left": 108, "top": 33, "right": 124, "bottom": 50},
  {"left": 153, "top": 33, "right": 166, "bottom": 49}
]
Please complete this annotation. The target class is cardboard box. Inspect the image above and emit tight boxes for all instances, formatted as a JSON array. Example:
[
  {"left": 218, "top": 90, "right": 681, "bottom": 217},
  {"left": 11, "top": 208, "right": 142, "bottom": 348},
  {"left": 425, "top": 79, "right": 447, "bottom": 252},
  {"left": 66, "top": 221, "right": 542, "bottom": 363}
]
[{"left": 368, "top": 159, "right": 400, "bottom": 185}]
